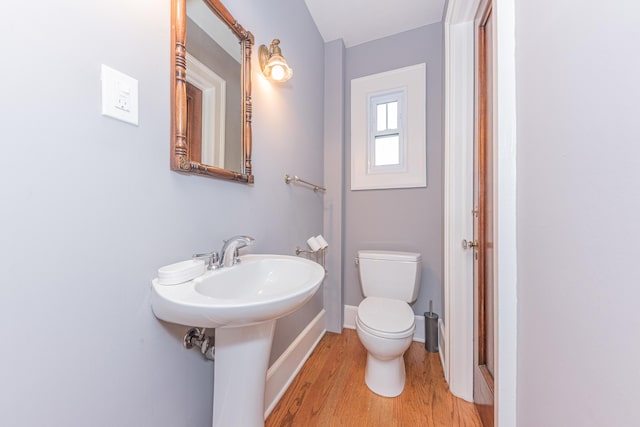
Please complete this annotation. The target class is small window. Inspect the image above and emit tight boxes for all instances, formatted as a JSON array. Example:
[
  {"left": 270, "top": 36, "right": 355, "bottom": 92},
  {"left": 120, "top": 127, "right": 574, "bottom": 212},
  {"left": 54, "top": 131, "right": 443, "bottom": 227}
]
[
  {"left": 368, "top": 90, "right": 406, "bottom": 173},
  {"left": 351, "top": 63, "right": 426, "bottom": 190}
]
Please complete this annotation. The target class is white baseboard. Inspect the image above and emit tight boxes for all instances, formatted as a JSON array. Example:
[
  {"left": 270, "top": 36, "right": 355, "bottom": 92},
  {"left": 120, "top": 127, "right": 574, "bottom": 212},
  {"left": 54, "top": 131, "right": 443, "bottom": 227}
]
[
  {"left": 438, "top": 318, "right": 447, "bottom": 381},
  {"left": 264, "top": 309, "right": 326, "bottom": 419},
  {"left": 413, "top": 312, "right": 426, "bottom": 343},
  {"left": 343, "top": 304, "right": 426, "bottom": 343},
  {"left": 343, "top": 304, "right": 358, "bottom": 330}
]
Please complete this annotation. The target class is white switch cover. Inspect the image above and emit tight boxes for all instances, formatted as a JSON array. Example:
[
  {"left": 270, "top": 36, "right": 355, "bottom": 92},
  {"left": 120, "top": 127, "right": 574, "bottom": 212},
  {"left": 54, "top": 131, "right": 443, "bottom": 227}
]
[{"left": 101, "top": 64, "right": 139, "bottom": 125}]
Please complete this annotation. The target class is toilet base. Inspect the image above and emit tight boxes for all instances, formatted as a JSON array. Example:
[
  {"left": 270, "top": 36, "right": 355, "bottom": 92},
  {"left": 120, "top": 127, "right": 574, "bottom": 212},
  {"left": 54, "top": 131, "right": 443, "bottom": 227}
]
[{"left": 364, "top": 353, "right": 406, "bottom": 397}]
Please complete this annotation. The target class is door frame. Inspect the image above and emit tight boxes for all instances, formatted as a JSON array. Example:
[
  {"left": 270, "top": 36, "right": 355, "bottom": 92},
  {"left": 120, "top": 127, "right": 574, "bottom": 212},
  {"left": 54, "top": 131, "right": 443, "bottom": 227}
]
[
  {"left": 443, "top": 0, "right": 517, "bottom": 424},
  {"left": 474, "top": 1, "right": 495, "bottom": 423}
]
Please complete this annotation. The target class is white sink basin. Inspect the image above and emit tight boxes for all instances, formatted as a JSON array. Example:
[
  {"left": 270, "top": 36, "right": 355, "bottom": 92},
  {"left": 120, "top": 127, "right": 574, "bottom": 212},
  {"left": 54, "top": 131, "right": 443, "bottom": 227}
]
[
  {"left": 151, "top": 254, "right": 325, "bottom": 328},
  {"left": 151, "top": 253, "right": 325, "bottom": 426}
]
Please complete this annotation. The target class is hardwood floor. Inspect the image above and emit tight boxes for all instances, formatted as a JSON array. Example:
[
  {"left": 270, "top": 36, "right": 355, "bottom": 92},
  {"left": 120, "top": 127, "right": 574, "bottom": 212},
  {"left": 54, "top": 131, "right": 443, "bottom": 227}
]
[{"left": 266, "top": 329, "right": 482, "bottom": 427}]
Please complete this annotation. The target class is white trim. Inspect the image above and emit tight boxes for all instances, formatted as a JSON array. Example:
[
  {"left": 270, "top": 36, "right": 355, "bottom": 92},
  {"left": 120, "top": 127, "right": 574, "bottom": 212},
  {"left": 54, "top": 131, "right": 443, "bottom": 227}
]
[
  {"left": 186, "top": 53, "right": 226, "bottom": 167},
  {"left": 413, "top": 312, "right": 426, "bottom": 343},
  {"left": 263, "top": 310, "right": 327, "bottom": 419},
  {"left": 351, "top": 63, "right": 427, "bottom": 190},
  {"left": 368, "top": 89, "right": 407, "bottom": 173},
  {"left": 443, "top": 0, "right": 480, "bottom": 402},
  {"left": 438, "top": 318, "right": 446, "bottom": 381},
  {"left": 444, "top": 0, "right": 518, "bottom": 422},
  {"left": 494, "top": 1, "right": 518, "bottom": 425},
  {"left": 343, "top": 304, "right": 358, "bottom": 330}
]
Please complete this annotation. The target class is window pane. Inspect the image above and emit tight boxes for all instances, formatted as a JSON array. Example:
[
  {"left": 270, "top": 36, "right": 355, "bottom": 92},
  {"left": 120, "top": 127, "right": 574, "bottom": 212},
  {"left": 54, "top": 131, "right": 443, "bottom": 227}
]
[
  {"left": 376, "top": 104, "right": 387, "bottom": 131},
  {"left": 374, "top": 134, "right": 400, "bottom": 166},
  {"left": 387, "top": 102, "right": 398, "bottom": 129}
]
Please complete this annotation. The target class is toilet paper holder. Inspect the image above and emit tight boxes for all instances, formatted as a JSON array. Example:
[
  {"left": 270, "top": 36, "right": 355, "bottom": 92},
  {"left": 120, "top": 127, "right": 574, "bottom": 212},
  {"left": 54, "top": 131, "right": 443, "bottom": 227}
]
[
  {"left": 296, "top": 235, "right": 328, "bottom": 270},
  {"left": 295, "top": 246, "right": 327, "bottom": 271}
]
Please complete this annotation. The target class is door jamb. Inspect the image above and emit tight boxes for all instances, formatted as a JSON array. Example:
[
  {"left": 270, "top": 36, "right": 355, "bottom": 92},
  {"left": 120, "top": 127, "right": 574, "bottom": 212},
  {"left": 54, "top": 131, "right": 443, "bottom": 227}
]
[{"left": 443, "top": 0, "right": 517, "bottom": 424}]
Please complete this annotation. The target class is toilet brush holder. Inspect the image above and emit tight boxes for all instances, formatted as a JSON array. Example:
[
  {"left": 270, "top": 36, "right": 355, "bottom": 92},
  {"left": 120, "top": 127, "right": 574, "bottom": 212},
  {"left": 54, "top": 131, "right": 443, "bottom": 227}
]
[{"left": 424, "top": 300, "right": 439, "bottom": 353}]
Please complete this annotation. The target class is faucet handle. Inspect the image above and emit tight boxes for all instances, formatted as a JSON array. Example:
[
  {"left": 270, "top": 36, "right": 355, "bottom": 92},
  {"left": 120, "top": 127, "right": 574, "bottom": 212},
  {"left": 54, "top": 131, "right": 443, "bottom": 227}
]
[{"left": 192, "top": 251, "right": 219, "bottom": 270}]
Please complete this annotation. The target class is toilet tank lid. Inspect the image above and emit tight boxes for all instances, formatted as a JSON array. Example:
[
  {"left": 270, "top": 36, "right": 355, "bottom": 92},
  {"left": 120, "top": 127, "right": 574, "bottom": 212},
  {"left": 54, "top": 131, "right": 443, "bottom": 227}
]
[{"left": 358, "top": 250, "right": 421, "bottom": 262}]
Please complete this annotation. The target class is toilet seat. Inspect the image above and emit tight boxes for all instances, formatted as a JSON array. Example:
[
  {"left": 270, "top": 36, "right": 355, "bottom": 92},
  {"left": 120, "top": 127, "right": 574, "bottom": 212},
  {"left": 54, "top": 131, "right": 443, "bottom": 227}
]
[{"left": 357, "top": 297, "right": 415, "bottom": 339}]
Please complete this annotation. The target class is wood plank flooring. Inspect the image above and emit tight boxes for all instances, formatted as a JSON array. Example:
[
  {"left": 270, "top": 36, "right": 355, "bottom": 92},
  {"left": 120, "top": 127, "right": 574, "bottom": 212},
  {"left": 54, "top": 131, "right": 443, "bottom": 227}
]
[{"left": 266, "top": 329, "right": 482, "bottom": 427}]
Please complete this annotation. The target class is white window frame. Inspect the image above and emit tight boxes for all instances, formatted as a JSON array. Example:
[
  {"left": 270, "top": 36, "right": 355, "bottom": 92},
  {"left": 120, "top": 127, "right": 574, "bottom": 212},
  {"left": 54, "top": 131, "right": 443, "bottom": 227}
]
[
  {"left": 351, "top": 63, "right": 426, "bottom": 190},
  {"left": 368, "top": 89, "right": 407, "bottom": 174}
]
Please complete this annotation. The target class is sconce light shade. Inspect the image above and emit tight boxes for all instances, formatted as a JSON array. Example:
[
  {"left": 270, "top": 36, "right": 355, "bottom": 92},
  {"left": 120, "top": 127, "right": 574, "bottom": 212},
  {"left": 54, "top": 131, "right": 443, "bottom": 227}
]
[{"left": 259, "top": 39, "right": 293, "bottom": 83}]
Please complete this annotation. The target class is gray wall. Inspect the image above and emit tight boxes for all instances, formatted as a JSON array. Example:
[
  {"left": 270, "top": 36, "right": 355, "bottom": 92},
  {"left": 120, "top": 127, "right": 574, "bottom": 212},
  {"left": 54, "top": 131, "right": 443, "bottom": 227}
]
[
  {"left": 515, "top": 0, "right": 640, "bottom": 425},
  {"left": 0, "top": 0, "right": 324, "bottom": 426},
  {"left": 323, "top": 40, "right": 346, "bottom": 332},
  {"left": 344, "top": 23, "right": 443, "bottom": 316}
]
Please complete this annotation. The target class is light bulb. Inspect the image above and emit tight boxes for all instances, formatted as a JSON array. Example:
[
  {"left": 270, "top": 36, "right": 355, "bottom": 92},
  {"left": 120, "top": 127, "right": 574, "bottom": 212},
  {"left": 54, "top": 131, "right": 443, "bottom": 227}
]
[{"left": 271, "top": 65, "right": 285, "bottom": 81}]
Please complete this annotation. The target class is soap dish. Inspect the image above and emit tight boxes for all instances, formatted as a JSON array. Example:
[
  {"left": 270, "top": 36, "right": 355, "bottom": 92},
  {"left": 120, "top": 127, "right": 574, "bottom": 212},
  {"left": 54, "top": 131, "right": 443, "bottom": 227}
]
[{"left": 157, "top": 259, "right": 206, "bottom": 285}]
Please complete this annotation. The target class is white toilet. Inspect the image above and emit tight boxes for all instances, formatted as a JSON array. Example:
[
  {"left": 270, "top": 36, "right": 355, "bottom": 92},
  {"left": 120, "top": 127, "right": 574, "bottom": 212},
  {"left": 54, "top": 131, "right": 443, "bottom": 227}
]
[{"left": 355, "top": 250, "right": 421, "bottom": 397}]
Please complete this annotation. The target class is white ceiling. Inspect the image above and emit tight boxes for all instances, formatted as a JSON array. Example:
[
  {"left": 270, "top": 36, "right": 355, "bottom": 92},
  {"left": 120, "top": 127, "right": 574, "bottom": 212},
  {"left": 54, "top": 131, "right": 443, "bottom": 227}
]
[{"left": 304, "top": 0, "right": 446, "bottom": 48}]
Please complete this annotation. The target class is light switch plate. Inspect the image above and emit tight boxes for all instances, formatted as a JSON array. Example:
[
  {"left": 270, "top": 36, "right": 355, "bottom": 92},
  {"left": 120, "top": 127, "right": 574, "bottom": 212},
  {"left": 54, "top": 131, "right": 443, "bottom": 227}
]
[{"left": 101, "top": 64, "right": 139, "bottom": 125}]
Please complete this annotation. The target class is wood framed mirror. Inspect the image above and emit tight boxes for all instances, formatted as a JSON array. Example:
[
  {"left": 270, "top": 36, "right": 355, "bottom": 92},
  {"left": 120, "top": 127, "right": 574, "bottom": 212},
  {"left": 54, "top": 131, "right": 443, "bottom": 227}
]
[{"left": 171, "top": 0, "right": 254, "bottom": 183}]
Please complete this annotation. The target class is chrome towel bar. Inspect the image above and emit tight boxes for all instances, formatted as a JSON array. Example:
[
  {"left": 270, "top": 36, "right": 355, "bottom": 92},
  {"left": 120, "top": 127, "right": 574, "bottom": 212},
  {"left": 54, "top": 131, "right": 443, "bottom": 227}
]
[{"left": 284, "top": 174, "right": 326, "bottom": 193}]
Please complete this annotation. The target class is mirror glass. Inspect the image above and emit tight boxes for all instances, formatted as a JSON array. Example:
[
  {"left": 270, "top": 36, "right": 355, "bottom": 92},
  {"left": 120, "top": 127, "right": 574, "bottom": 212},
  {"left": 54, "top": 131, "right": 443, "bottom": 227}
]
[{"left": 171, "top": 0, "right": 254, "bottom": 183}]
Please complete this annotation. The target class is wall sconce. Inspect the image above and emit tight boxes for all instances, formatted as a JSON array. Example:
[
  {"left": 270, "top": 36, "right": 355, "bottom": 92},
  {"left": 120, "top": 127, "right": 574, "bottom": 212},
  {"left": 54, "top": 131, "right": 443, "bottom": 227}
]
[{"left": 258, "top": 39, "right": 293, "bottom": 83}]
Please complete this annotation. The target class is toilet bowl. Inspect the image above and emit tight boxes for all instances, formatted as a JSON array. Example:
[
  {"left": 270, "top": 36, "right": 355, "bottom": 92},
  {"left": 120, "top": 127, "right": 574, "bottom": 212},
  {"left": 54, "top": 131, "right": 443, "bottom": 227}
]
[
  {"left": 356, "top": 296, "right": 416, "bottom": 397},
  {"left": 355, "top": 250, "right": 421, "bottom": 397}
]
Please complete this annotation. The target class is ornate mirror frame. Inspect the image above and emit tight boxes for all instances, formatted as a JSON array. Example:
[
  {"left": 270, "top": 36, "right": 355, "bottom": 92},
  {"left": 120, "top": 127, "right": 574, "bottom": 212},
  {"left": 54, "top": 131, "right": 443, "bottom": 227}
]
[{"left": 170, "top": 0, "right": 254, "bottom": 183}]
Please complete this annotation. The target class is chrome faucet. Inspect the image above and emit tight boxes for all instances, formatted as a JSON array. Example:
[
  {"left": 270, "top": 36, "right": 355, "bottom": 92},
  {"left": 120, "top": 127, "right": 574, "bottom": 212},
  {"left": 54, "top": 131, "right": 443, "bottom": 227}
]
[{"left": 218, "top": 235, "right": 255, "bottom": 268}]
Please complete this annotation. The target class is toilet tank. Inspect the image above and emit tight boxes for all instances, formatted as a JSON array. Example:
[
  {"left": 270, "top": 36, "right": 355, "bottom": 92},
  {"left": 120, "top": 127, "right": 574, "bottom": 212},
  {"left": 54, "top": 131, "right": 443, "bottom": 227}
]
[{"left": 357, "top": 250, "right": 422, "bottom": 303}]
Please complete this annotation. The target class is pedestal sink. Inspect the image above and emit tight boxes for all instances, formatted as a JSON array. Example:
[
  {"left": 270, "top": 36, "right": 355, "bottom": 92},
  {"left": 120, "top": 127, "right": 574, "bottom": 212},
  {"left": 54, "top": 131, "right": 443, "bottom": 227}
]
[{"left": 151, "top": 254, "right": 325, "bottom": 426}]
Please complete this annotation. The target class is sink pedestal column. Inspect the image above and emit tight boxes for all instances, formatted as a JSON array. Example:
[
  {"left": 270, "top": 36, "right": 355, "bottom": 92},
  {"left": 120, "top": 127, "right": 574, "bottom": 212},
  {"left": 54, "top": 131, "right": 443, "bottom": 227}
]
[{"left": 212, "top": 319, "right": 276, "bottom": 427}]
